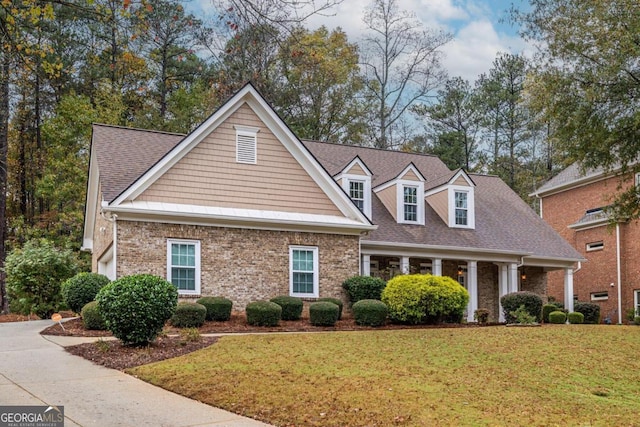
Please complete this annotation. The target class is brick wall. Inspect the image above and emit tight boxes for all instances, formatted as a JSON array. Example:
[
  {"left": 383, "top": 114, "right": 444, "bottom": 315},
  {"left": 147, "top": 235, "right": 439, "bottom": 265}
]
[
  {"left": 115, "top": 221, "right": 360, "bottom": 309},
  {"left": 542, "top": 173, "right": 640, "bottom": 322},
  {"left": 477, "top": 262, "right": 499, "bottom": 322}
]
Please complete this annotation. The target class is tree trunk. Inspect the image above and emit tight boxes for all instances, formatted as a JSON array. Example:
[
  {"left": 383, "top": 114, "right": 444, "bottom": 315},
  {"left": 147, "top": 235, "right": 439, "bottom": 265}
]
[{"left": 0, "top": 49, "right": 10, "bottom": 313}]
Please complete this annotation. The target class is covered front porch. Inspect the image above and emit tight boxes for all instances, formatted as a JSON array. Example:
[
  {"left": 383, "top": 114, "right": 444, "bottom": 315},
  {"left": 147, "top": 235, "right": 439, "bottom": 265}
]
[{"left": 360, "top": 243, "right": 576, "bottom": 323}]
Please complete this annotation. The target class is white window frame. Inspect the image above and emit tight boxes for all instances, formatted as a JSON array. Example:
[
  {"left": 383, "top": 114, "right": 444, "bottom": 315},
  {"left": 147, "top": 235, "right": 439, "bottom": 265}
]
[
  {"left": 289, "top": 246, "right": 319, "bottom": 298},
  {"left": 590, "top": 291, "right": 608, "bottom": 301},
  {"left": 341, "top": 174, "right": 372, "bottom": 218},
  {"left": 448, "top": 185, "right": 475, "bottom": 229},
  {"left": 167, "top": 239, "right": 201, "bottom": 295},
  {"left": 396, "top": 181, "right": 425, "bottom": 225},
  {"left": 635, "top": 173, "right": 640, "bottom": 188},
  {"left": 634, "top": 290, "right": 640, "bottom": 316},
  {"left": 586, "top": 241, "right": 604, "bottom": 252},
  {"left": 234, "top": 125, "right": 259, "bottom": 164}
]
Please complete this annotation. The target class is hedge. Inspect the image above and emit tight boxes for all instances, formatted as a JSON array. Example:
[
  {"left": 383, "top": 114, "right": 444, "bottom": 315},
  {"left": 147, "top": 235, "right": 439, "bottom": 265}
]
[
  {"left": 246, "top": 301, "right": 282, "bottom": 326},
  {"left": 500, "top": 291, "right": 543, "bottom": 323},
  {"left": 309, "top": 301, "right": 339, "bottom": 326},
  {"left": 549, "top": 311, "right": 567, "bottom": 324},
  {"left": 352, "top": 299, "right": 387, "bottom": 327},
  {"left": 342, "top": 276, "right": 386, "bottom": 304},
  {"left": 317, "top": 297, "right": 343, "bottom": 320},
  {"left": 197, "top": 297, "right": 233, "bottom": 321},
  {"left": 62, "top": 273, "right": 110, "bottom": 314},
  {"left": 574, "top": 302, "right": 600, "bottom": 324},
  {"left": 567, "top": 311, "right": 584, "bottom": 324},
  {"left": 171, "top": 302, "right": 207, "bottom": 328},
  {"left": 270, "top": 296, "right": 303, "bottom": 321}
]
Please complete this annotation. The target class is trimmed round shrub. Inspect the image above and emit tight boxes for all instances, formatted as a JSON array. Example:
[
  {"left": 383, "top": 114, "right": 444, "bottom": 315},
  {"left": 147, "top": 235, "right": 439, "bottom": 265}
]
[
  {"left": 567, "top": 311, "right": 584, "bottom": 324},
  {"left": 246, "top": 301, "right": 282, "bottom": 326},
  {"left": 317, "top": 297, "right": 343, "bottom": 320},
  {"left": 474, "top": 308, "right": 490, "bottom": 324},
  {"left": 574, "top": 302, "right": 600, "bottom": 324},
  {"left": 309, "top": 301, "right": 339, "bottom": 326},
  {"left": 634, "top": 316, "right": 640, "bottom": 326},
  {"left": 80, "top": 301, "right": 107, "bottom": 330},
  {"left": 171, "top": 302, "right": 207, "bottom": 328},
  {"left": 500, "top": 291, "right": 543, "bottom": 324},
  {"left": 197, "top": 296, "right": 233, "bottom": 321},
  {"left": 353, "top": 299, "right": 387, "bottom": 327},
  {"left": 62, "top": 273, "right": 110, "bottom": 314},
  {"left": 270, "top": 296, "right": 303, "bottom": 321},
  {"left": 542, "top": 303, "right": 562, "bottom": 323},
  {"left": 96, "top": 274, "right": 178, "bottom": 346},
  {"left": 381, "top": 274, "right": 469, "bottom": 324},
  {"left": 549, "top": 310, "right": 567, "bottom": 324},
  {"left": 342, "top": 276, "right": 387, "bottom": 304}
]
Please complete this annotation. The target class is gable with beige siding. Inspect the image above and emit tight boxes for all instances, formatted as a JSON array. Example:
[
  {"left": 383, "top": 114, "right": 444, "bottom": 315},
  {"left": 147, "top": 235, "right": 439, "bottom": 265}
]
[
  {"left": 345, "top": 162, "right": 368, "bottom": 176},
  {"left": 453, "top": 175, "right": 470, "bottom": 186},
  {"left": 426, "top": 189, "right": 448, "bottom": 224},
  {"left": 136, "top": 103, "right": 342, "bottom": 216},
  {"left": 400, "top": 169, "right": 422, "bottom": 182},
  {"left": 92, "top": 181, "right": 114, "bottom": 271}
]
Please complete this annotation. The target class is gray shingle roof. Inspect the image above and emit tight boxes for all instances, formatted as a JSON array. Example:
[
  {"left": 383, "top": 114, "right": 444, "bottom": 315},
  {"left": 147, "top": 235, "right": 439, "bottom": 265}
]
[
  {"left": 92, "top": 124, "right": 184, "bottom": 202},
  {"left": 303, "top": 141, "right": 583, "bottom": 260},
  {"left": 91, "top": 125, "right": 583, "bottom": 261}
]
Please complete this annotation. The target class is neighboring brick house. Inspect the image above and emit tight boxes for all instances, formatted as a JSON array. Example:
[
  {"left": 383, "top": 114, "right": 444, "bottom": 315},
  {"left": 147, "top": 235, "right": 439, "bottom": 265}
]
[
  {"left": 531, "top": 163, "right": 640, "bottom": 324},
  {"left": 82, "top": 83, "right": 583, "bottom": 322}
]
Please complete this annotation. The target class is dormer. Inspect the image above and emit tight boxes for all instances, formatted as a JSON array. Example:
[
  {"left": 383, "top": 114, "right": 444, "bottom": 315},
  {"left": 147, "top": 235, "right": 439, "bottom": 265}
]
[
  {"left": 334, "top": 156, "right": 373, "bottom": 219},
  {"left": 374, "top": 163, "right": 425, "bottom": 225},
  {"left": 425, "top": 169, "right": 476, "bottom": 229}
]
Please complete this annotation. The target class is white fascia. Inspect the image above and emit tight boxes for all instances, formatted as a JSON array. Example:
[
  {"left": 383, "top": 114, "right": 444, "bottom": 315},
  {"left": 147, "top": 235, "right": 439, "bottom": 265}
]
[{"left": 82, "top": 147, "right": 100, "bottom": 252}]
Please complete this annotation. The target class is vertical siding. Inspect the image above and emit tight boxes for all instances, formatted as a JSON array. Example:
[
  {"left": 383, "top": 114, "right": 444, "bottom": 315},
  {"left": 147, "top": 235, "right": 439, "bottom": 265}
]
[
  {"left": 377, "top": 186, "right": 397, "bottom": 221},
  {"left": 427, "top": 189, "right": 448, "bottom": 224},
  {"left": 136, "top": 104, "right": 342, "bottom": 216}
]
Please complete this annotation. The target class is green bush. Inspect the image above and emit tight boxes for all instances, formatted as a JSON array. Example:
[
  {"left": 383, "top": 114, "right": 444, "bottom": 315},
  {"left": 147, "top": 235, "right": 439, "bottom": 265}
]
[
  {"left": 381, "top": 274, "right": 469, "bottom": 324},
  {"left": 342, "top": 276, "right": 386, "bottom": 304},
  {"left": 574, "top": 302, "right": 600, "bottom": 324},
  {"left": 246, "top": 301, "right": 282, "bottom": 326},
  {"left": 270, "top": 296, "right": 303, "bottom": 320},
  {"left": 171, "top": 302, "right": 207, "bottom": 328},
  {"left": 549, "top": 311, "right": 567, "bottom": 324},
  {"left": 317, "top": 297, "right": 343, "bottom": 320},
  {"left": 510, "top": 305, "right": 537, "bottom": 324},
  {"left": 5, "top": 239, "right": 78, "bottom": 318},
  {"left": 542, "top": 303, "right": 562, "bottom": 323},
  {"left": 96, "top": 274, "right": 178, "bottom": 346},
  {"left": 352, "top": 299, "right": 387, "bottom": 326},
  {"left": 80, "top": 301, "right": 107, "bottom": 330},
  {"left": 634, "top": 316, "right": 640, "bottom": 326},
  {"left": 309, "top": 301, "right": 340, "bottom": 326},
  {"left": 567, "top": 312, "right": 584, "bottom": 324},
  {"left": 500, "top": 291, "right": 543, "bottom": 324},
  {"left": 197, "top": 296, "right": 233, "bottom": 321},
  {"left": 62, "top": 272, "right": 110, "bottom": 314}
]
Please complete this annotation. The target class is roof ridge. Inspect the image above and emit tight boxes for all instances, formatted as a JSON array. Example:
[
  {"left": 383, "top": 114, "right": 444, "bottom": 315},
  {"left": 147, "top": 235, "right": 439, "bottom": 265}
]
[
  {"left": 302, "top": 139, "right": 443, "bottom": 159},
  {"left": 93, "top": 123, "right": 187, "bottom": 137}
]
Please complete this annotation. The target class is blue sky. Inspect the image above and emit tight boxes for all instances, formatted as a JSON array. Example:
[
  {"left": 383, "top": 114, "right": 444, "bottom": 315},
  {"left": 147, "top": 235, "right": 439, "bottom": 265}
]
[{"left": 191, "top": 0, "right": 531, "bottom": 82}]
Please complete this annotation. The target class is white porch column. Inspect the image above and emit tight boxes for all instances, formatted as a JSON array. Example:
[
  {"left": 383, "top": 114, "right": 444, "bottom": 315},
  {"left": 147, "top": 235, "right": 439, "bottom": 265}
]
[
  {"left": 433, "top": 258, "right": 442, "bottom": 276},
  {"left": 362, "top": 254, "right": 371, "bottom": 276},
  {"left": 508, "top": 263, "right": 519, "bottom": 293},
  {"left": 498, "top": 264, "right": 509, "bottom": 322},
  {"left": 564, "top": 268, "right": 574, "bottom": 313},
  {"left": 467, "top": 261, "right": 478, "bottom": 322},
  {"left": 400, "top": 256, "right": 410, "bottom": 274}
]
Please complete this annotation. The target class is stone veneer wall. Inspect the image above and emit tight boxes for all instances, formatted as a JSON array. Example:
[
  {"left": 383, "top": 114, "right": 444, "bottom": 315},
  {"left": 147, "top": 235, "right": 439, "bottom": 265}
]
[{"left": 116, "top": 220, "right": 360, "bottom": 309}]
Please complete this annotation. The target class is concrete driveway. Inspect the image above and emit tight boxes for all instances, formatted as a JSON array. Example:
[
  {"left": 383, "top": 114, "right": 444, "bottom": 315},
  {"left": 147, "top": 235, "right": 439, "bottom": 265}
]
[{"left": 0, "top": 320, "right": 272, "bottom": 427}]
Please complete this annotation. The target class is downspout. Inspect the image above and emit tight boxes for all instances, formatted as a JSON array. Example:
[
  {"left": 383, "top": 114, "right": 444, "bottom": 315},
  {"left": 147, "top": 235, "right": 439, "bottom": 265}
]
[
  {"left": 113, "top": 214, "right": 118, "bottom": 280},
  {"left": 616, "top": 223, "right": 622, "bottom": 324}
]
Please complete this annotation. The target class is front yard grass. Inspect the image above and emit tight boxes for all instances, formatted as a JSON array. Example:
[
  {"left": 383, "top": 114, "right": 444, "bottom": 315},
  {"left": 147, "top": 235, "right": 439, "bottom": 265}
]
[{"left": 129, "top": 325, "right": 640, "bottom": 426}]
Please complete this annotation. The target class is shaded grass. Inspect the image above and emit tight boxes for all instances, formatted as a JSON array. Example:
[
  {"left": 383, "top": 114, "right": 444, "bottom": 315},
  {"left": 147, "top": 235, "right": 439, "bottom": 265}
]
[{"left": 129, "top": 326, "right": 640, "bottom": 426}]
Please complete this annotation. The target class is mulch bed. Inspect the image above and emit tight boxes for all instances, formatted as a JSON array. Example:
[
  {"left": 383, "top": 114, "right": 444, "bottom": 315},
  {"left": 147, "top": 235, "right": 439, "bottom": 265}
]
[{"left": 35, "top": 312, "right": 496, "bottom": 371}]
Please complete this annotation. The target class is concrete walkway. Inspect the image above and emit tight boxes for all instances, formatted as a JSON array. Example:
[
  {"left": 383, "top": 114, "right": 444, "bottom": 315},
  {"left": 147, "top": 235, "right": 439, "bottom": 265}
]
[{"left": 0, "top": 320, "right": 272, "bottom": 427}]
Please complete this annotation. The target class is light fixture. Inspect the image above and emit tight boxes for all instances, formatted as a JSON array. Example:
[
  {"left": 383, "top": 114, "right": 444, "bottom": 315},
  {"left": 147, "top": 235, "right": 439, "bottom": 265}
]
[
  {"left": 457, "top": 267, "right": 463, "bottom": 276},
  {"left": 521, "top": 268, "right": 526, "bottom": 281}
]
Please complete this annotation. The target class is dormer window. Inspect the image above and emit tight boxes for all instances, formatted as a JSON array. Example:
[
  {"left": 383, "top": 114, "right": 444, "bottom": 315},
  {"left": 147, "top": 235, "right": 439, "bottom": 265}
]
[
  {"left": 349, "top": 180, "right": 365, "bottom": 211},
  {"left": 336, "top": 157, "right": 373, "bottom": 219},
  {"left": 404, "top": 186, "right": 418, "bottom": 221},
  {"left": 454, "top": 191, "right": 468, "bottom": 225}
]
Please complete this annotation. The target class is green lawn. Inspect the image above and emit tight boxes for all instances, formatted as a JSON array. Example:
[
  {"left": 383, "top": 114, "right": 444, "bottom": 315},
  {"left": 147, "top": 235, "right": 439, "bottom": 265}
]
[{"left": 129, "top": 326, "right": 640, "bottom": 426}]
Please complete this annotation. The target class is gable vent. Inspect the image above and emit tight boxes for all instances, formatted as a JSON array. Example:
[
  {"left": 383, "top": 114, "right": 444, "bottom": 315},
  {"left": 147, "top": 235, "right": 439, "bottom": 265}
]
[{"left": 234, "top": 125, "right": 259, "bottom": 164}]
